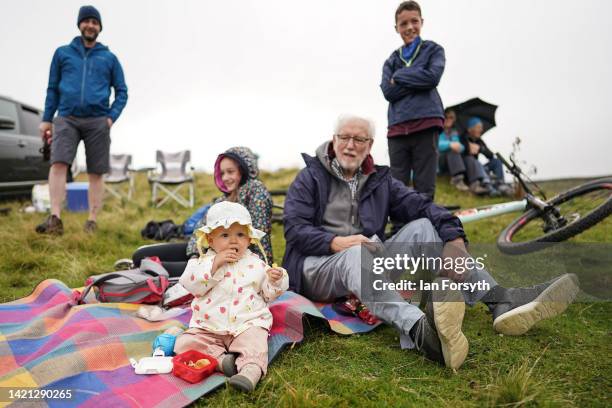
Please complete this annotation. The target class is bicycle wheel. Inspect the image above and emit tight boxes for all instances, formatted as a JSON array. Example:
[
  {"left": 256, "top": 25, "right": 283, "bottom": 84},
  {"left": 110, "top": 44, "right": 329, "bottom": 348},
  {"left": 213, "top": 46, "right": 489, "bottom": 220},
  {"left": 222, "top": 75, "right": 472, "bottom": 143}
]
[{"left": 497, "top": 177, "right": 612, "bottom": 254}]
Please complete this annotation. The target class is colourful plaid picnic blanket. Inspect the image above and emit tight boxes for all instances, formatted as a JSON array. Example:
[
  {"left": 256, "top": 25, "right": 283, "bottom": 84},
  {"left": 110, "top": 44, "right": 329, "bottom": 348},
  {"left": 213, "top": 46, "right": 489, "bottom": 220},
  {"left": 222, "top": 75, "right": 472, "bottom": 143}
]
[{"left": 0, "top": 280, "right": 380, "bottom": 407}]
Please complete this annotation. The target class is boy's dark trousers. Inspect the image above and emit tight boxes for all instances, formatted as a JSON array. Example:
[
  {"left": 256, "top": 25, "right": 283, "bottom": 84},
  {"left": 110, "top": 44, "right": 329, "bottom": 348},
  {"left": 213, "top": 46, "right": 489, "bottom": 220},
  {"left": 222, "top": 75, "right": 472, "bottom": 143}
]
[{"left": 387, "top": 127, "right": 439, "bottom": 200}]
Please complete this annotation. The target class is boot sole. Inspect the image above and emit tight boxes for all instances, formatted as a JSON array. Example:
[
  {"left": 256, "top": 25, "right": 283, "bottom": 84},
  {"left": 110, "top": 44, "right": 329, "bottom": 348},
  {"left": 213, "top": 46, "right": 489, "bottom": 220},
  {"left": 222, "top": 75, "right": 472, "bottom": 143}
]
[
  {"left": 36, "top": 228, "right": 63, "bottom": 236},
  {"left": 432, "top": 287, "right": 468, "bottom": 369},
  {"left": 35, "top": 224, "right": 63, "bottom": 235},
  {"left": 493, "top": 273, "right": 579, "bottom": 336}
]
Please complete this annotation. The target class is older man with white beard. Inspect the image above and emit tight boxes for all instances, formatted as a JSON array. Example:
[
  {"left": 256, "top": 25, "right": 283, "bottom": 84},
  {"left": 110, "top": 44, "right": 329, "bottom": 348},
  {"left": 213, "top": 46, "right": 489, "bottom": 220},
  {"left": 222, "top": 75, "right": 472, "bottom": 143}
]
[{"left": 282, "top": 114, "right": 579, "bottom": 370}]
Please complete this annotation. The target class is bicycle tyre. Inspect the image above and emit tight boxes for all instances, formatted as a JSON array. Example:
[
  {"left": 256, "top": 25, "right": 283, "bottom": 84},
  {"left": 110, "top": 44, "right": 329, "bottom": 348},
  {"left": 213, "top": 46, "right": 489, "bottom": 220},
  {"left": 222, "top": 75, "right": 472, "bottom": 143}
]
[{"left": 497, "top": 177, "right": 612, "bottom": 255}]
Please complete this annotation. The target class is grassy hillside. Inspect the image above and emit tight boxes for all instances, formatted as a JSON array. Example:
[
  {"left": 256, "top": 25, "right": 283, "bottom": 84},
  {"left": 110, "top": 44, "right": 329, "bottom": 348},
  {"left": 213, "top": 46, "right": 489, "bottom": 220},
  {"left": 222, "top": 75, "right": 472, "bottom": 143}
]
[{"left": 0, "top": 171, "right": 609, "bottom": 407}]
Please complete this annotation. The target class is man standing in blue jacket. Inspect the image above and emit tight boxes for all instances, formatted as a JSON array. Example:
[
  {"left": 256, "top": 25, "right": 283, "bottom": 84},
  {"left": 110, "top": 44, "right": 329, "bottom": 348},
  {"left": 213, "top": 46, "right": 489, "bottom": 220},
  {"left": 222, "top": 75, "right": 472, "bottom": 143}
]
[
  {"left": 380, "top": 1, "right": 444, "bottom": 200},
  {"left": 36, "top": 5, "right": 128, "bottom": 235},
  {"left": 282, "top": 115, "right": 579, "bottom": 370}
]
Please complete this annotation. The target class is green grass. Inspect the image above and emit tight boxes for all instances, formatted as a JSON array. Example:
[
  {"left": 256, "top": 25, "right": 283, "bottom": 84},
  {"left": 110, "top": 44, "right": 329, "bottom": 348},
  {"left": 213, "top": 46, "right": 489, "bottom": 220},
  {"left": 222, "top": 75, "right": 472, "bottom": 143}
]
[{"left": 0, "top": 172, "right": 610, "bottom": 407}]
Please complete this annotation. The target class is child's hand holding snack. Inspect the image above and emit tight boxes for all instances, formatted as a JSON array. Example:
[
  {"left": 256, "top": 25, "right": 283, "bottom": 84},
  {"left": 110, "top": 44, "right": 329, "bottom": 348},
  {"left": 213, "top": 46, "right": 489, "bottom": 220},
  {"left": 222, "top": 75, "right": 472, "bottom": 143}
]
[
  {"left": 212, "top": 247, "right": 240, "bottom": 273},
  {"left": 266, "top": 266, "right": 284, "bottom": 286}
]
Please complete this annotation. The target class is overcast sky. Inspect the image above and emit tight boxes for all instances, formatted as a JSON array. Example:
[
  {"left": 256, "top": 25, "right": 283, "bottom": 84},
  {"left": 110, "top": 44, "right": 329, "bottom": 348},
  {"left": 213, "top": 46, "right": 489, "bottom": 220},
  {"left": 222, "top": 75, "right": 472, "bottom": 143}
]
[{"left": 2, "top": 0, "right": 610, "bottom": 179}]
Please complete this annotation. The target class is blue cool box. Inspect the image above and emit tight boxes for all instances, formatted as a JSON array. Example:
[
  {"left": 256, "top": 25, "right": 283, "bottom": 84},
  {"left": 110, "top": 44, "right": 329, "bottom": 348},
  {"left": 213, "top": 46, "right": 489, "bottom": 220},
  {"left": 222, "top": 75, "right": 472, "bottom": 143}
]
[{"left": 66, "top": 182, "right": 89, "bottom": 212}]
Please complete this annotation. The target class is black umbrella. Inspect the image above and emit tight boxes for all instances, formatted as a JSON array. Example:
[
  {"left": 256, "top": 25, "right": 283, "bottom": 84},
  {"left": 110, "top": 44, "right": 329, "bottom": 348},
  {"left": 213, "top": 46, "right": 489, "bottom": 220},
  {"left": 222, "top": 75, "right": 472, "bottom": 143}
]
[{"left": 446, "top": 97, "right": 498, "bottom": 135}]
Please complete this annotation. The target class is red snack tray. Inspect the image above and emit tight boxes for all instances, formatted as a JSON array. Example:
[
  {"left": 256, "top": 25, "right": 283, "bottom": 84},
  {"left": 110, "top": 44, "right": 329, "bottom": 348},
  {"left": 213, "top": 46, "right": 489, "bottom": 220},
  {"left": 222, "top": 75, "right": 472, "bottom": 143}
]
[{"left": 172, "top": 349, "right": 218, "bottom": 383}]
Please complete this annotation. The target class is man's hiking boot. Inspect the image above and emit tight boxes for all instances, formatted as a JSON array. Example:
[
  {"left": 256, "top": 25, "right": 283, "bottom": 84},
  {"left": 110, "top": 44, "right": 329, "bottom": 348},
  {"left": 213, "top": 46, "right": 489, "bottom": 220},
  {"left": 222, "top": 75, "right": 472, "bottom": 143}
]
[
  {"left": 410, "top": 278, "right": 468, "bottom": 370},
  {"left": 217, "top": 353, "right": 238, "bottom": 377},
  {"left": 35, "top": 214, "right": 63, "bottom": 235},
  {"left": 486, "top": 274, "right": 579, "bottom": 336},
  {"left": 83, "top": 220, "right": 97, "bottom": 234},
  {"left": 450, "top": 175, "right": 469, "bottom": 192},
  {"left": 229, "top": 363, "right": 261, "bottom": 392}
]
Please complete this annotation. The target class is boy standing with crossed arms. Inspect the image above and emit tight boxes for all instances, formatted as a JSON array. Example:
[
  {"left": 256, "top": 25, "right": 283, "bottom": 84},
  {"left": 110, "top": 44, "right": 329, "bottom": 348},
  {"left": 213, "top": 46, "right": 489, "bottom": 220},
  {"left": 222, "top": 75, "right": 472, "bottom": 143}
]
[{"left": 380, "top": 0, "right": 445, "bottom": 202}]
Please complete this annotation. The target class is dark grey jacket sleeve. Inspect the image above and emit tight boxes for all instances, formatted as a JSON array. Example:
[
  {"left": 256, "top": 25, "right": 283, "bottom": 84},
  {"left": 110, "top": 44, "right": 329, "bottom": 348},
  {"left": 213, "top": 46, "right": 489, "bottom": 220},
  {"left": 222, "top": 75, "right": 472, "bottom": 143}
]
[{"left": 283, "top": 169, "right": 336, "bottom": 256}]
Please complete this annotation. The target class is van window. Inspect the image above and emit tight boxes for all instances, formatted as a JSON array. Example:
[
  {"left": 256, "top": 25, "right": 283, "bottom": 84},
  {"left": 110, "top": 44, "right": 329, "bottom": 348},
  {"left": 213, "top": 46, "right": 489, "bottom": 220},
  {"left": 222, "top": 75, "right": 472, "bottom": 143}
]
[
  {"left": 0, "top": 99, "right": 20, "bottom": 134},
  {"left": 20, "top": 106, "right": 41, "bottom": 137}
]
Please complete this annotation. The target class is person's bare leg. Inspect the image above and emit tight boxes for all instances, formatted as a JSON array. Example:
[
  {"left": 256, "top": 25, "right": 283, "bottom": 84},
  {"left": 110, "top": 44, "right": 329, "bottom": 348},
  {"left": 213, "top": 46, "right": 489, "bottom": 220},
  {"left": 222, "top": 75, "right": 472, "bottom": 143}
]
[
  {"left": 49, "top": 162, "right": 68, "bottom": 218},
  {"left": 87, "top": 173, "right": 104, "bottom": 221}
]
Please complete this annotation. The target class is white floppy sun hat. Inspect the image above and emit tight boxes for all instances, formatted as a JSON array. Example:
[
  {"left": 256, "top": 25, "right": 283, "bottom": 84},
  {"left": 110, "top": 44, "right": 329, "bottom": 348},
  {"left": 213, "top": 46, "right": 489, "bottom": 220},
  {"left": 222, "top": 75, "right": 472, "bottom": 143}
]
[{"left": 195, "top": 201, "right": 266, "bottom": 258}]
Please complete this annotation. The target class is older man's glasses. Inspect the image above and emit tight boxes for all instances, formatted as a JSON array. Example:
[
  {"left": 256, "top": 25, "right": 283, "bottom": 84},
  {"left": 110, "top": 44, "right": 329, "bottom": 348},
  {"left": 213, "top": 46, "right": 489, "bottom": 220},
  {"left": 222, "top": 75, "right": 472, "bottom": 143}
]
[{"left": 335, "top": 134, "right": 372, "bottom": 147}]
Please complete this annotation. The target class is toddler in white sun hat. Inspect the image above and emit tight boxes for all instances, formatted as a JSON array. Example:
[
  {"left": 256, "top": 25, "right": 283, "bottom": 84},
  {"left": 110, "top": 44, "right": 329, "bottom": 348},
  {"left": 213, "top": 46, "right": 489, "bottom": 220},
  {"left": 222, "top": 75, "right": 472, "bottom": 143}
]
[{"left": 175, "top": 201, "right": 288, "bottom": 392}]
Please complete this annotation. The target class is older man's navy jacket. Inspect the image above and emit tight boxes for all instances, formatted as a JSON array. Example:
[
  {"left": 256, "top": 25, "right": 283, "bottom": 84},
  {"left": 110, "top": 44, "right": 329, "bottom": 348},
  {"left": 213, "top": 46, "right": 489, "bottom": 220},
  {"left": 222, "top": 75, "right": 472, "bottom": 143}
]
[{"left": 282, "top": 153, "right": 466, "bottom": 293}]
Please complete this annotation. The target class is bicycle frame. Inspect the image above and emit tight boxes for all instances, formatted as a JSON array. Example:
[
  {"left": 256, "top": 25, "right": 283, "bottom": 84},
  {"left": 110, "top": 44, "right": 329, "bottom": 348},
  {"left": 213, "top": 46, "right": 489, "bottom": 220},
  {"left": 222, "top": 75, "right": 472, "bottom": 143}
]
[{"left": 455, "top": 199, "right": 527, "bottom": 223}]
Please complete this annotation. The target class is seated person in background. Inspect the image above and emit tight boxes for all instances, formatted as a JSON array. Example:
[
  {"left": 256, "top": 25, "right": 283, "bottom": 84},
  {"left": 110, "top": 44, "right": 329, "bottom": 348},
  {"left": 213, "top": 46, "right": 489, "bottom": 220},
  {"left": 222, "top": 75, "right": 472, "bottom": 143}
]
[
  {"left": 175, "top": 201, "right": 288, "bottom": 392},
  {"left": 438, "top": 108, "right": 468, "bottom": 192},
  {"left": 461, "top": 117, "right": 513, "bottom": 197},
  {"left": 132, "top": 146, "right": 273, "bottom": 276}
]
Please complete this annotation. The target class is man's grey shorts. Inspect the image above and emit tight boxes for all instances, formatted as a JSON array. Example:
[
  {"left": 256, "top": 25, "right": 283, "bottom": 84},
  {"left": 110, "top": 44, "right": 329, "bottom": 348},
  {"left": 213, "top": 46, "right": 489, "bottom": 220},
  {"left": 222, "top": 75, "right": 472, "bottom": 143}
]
[{"left": 51, "top": 116, "right": 111, "bottom": 174}]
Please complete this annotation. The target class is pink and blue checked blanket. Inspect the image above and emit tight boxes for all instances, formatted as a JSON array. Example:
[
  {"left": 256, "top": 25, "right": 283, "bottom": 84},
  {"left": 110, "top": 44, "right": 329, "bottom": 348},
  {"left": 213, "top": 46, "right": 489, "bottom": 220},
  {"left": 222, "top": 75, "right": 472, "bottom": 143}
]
[{"left": 0, "top": 280, "right": 380, "bottom": 407}]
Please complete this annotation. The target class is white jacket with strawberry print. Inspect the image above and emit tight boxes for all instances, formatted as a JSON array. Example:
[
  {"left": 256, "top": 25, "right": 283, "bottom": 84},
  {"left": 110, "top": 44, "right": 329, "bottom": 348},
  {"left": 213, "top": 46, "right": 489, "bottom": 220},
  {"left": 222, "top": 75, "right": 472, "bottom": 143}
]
[{"left": 179, "top": 249, "right": 289, "bottom": 336}]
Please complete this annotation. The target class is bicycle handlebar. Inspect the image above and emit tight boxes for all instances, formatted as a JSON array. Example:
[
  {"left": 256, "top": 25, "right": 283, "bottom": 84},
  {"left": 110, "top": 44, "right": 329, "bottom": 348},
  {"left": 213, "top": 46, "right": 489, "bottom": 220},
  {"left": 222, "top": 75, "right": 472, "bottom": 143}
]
[{"left": 495, "top": 152, "right": 546, "bottom": 200}]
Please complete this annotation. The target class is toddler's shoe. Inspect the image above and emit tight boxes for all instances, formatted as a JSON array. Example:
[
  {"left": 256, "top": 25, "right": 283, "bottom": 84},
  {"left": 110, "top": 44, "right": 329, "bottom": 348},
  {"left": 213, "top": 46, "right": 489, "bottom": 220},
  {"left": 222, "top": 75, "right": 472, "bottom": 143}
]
[
  {"left": 229, "top": 363, "right": 261, "bottom": 392},
  {"left": 217, "top": 353, "right": 238, "bottom": 377}
]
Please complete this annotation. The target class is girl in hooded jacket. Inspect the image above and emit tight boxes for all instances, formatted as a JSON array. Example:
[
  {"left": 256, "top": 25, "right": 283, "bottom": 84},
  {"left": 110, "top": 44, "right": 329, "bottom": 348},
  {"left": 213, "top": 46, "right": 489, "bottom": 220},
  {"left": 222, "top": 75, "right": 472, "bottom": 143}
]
[{"left": 185, "top": 147, "right": 273, "bottom": 263}]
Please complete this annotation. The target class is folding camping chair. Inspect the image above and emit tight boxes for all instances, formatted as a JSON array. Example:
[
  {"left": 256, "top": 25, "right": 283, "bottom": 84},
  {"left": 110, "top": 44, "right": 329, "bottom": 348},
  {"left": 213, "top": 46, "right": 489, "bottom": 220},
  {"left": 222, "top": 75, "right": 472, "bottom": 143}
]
[
  {"left": 104, "top": 154, "right": 135, "bottom": 200},
  {"left": 270, "top": 189, "right": 287, "bottom": 224},
  {"left": 148, "top": 150, "right": 195, "bottom": 208}
]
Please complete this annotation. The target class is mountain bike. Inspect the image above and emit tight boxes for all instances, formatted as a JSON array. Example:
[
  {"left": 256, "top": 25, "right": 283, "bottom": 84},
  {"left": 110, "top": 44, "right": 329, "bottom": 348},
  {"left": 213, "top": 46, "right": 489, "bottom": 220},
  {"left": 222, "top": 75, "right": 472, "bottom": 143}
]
[{"left": 455, "top": 153, "right": 612, "bottom": 255}]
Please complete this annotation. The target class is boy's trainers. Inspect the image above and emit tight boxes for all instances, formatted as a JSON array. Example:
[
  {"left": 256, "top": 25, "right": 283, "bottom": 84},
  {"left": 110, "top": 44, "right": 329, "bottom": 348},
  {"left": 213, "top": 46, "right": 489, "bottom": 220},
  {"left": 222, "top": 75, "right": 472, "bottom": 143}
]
[
  {"left": 229, "top": 364, "right": 262, "bottom": 392},
  {"left": 35, "top": 214, "right": 63, "bottom": 235}
]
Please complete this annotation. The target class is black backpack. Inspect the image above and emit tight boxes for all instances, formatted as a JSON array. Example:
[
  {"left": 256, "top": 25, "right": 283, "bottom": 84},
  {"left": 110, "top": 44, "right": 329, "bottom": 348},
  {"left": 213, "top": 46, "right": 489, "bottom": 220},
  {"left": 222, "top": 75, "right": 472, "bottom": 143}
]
[{"left": 141, "top": 220, "right": 184, "bottom": 241}]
